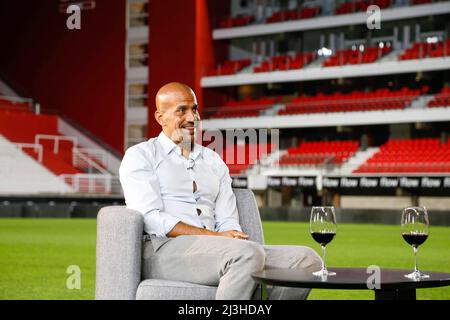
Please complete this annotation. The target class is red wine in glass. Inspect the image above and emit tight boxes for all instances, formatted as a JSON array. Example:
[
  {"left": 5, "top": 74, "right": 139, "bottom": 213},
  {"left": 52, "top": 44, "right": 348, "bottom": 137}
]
[
  {"left": 401, "top": 206, "right": 430, "bottom": 280},
  {"left": 310, "top": 206, "right": 337, "bottom": 277}
]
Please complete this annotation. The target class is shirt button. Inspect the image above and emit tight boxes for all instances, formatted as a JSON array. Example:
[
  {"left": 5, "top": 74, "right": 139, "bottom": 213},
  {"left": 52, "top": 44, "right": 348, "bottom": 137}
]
[{"left": 197, "top": 208, "right": 202, "bottom": 216}]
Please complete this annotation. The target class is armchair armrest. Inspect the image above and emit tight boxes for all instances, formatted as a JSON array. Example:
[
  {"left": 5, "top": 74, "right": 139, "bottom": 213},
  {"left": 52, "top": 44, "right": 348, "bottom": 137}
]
[{"left": 95, "top": 206, "right": 144, "bottom": 300}]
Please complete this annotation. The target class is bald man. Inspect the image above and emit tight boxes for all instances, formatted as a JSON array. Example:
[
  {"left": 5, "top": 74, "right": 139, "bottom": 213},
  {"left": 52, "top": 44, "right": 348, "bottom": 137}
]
[{"left": 119, "top": 82, "right": 322, "bottom": 300}]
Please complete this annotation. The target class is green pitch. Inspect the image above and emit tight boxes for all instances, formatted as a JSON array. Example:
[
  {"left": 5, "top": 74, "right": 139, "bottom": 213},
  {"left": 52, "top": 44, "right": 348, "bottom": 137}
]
[{"left": 0, "top": 219, "right": 449, "bottom": 300}]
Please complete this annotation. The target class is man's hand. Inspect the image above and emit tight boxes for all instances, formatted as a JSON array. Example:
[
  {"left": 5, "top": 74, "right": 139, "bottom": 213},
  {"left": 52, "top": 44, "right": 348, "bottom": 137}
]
[
  {"left": 167, "top": 222, "right": 249, "bottom": 240},
  {"left": 217, "top": 230, "right": 249, "bottom": 240}
]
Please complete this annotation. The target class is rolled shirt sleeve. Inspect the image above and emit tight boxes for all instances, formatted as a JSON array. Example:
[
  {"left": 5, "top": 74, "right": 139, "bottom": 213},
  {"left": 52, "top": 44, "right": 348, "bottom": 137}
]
[
  {"left": 119, "top": 147, "right": 181, "bottom": 237},
  {"left": 214, "top": 158, "right": 243, "bottom": 233}
]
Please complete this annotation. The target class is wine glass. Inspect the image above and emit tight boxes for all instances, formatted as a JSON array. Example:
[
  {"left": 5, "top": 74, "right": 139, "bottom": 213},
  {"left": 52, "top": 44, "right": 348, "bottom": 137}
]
[
  {"left": 401, "top": 206, "right": 430, "bottom": 281},
  {"left": 310, "top": 206, "right": 337, "bottom": 277}
]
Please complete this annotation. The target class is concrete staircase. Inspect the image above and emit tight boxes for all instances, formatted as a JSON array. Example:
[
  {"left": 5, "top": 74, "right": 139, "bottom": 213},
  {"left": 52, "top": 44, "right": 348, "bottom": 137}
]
[
  {"left": 409, "top": 95, "right": 435, "bottom": 109},
  {"left": 337, "top": 147, "right": 380, "bottom": 175}
]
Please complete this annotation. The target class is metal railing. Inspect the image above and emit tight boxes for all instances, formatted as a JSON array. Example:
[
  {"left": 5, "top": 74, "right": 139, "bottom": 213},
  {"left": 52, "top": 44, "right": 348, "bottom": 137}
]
[
  {"left": 75, "top": 147, "right": 108, "bottom": 166},
  {"left": 72, "top": 148, "right": 109, "bottom": 174},
  {"left": 34, "top": 134, "right": 78, "bottom": 154},
  {"left": 57, "top": 173, "right": 114, "bottom": 194}
]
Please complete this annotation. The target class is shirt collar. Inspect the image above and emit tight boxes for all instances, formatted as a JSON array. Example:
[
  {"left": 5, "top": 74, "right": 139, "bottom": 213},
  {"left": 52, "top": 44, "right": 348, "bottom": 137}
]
[
  {"left": 157, "top": 131, "right": 178, "bottom": 155},
  {"left": 157, "top": 131, "right": 203, "bottom": 160}
]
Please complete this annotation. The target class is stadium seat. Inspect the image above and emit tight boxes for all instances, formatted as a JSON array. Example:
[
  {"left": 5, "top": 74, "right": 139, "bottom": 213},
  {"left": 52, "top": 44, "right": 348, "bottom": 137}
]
[
  {"left": 219, "top": 15, "right": 254, "bottom": 28},
  {"left": 278, "top": 140, "right": 359, "bottom": 167},
  {"left": 399, "top": 39, "right": 450, "bottom": 60},
  {"left": 354, "top": 138, "right": 450, "bottom": 173},
  {"left": 266, "top": 7, "right": 321, "bottom": 23},
  {"left": 0, "top": 98, "right": 32, "bottom": 113},
  {"left": 322, "top": 45, "right": 392, "bottom": 67},
  {"left": 213, "top": 142, "right": 275, "bottom": 175},
  {"left": 279, "top": 87, "right": 422, "bottom": 116},
  {"left": 207, "top": 59, "right": 251, "bottom": 76},
  {"left": 335, "top": 0, "right": 391, "bottom": 15},
  {"left": 253, "top": 52, "right": 316, "bottom": 73},
  {"left": 204, "top": 96, "right": 282, "bottom": 119},
  {"left": 427, "top": 87, "right": 450, "bottom": 108}
]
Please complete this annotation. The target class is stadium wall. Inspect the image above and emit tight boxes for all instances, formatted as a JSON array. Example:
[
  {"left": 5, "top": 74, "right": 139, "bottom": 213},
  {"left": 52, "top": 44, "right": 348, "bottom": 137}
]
[
  {"left": 147, "top": 0, "right": 229, "bottom": 138},
  {"left": 0, "top": 0, "right": 126, "bottom": 154}
]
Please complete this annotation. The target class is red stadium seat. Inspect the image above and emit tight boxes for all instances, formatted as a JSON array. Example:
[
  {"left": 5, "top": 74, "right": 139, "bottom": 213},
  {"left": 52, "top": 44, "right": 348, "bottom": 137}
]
[
  {"left": 204, "top": 96, "right": 281, "bottom": 119},
  {"left": 322, "top": 45, "right": 392, "bottom": 67},
  {"left": 207, "top": 59, "right": 251, "bottom": 76},
  {"left": 213, "top": 142, "right": 276, "bottom": 175},
  {"left": 399, "top": 39, "right": 450, "bottom": 60},
  {"left": 279, "top": 140, "right": 359, "bottom": 167},
  {"left": 253, "top": 52, "right": 316, "bottom": 73},
  {"left": 279, "top": 87, "right": 421, "bottom": 116},
  {"left": 427, "top": 87, "right": 450, "bottom": 108},
  {"left": 354, "top": 138, "right": 450, "bottom": 173}
]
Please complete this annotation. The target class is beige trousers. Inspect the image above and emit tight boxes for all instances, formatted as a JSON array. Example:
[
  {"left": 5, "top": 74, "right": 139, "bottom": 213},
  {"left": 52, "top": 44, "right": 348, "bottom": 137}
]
[{"left": 144, "top": 235, "right": 322, "bottom": 300}]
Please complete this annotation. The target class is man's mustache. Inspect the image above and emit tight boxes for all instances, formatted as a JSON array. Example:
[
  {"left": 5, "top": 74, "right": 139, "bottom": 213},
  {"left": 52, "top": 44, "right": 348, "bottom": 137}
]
[{"left": 180, "top": 122, "right": 197, "bottom": 128}]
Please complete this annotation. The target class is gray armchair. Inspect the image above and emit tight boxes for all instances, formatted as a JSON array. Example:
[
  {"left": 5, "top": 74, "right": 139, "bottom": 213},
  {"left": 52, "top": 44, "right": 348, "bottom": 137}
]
[{"left": 95, "top": 188, "right": 264, "bottom": 300}]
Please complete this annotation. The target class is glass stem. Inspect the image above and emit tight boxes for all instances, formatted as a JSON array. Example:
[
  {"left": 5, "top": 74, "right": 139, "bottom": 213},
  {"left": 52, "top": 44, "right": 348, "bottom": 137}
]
[
  {"left": 321, "top": 245, "right": 327, "bottom": 271},
  {"left": 413, "top": 246, "right": 419, "bottom": 273}
]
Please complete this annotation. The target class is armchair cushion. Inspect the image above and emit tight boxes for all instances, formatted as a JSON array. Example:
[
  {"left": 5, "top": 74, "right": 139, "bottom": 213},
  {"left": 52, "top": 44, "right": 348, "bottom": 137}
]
[{"left": 136, "top": 279, "right": 217, "bottom": 300}]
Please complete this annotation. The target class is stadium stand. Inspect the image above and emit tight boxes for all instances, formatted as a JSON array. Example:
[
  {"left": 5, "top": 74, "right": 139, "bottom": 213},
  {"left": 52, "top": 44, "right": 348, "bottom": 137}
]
[
  {"left": 0, "top": 103, "right": 115, "bottom": 194},
  {"left": 253, "top": 52, "right": 316, "bottom": 72},
  {"left": 0, "top": 109, "right": 80, "bottom": 175},
  {"left": 219, "top": 14, "right": 254, "bottom": 28},
  {"left": 204, "top": 96, "right": 282, "bottom": 119},
  {"left": 335, "top": 0, "right": 392, "bottom": 15},
  {"left": 203, "top": 86, "right": 427, "bottom": 119},
  {"left": 354, "top": 138, "right": 450, "bottom": 173},
  {"left": 0, "top": 96, "right": 32, "bottom": 112},
  {"left": 207, "top": 59, "right": 251, "bottom": 76},
  {"left": 427, "top": 86, "right": 450, "bottom": 108},
  {"left": 399, "top": 39, "right": 450, "bottom": 60},
  {"left": 279, "top": 87, "right": 423, "bottom": 115},
  {"left": 322, "top": 45, "right": 392, "bottom": 67},
  {"left": 215, "top": 141, "right": 276, "bottom": 175},
  {"left": 266, "top": 6, "right": 321, "bottom": 23},
  {"left": 278, "top": 140, "right": 359, "bottom": 167},
  {"left": 0, "top": 135, "right": 74, "bottom": 194},
  {"left": 216, "top": 0, "right": 406, "bottom": 27}
]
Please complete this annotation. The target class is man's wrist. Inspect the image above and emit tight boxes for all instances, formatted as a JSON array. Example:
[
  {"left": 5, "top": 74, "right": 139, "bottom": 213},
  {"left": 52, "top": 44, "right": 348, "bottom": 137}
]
[{"left": 204, "top": 229, "right": 218, "bottom": 236}]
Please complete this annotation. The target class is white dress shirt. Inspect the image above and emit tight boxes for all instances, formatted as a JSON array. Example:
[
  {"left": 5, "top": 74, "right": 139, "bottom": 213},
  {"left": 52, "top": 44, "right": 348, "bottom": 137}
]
[{"left": 119, "top": 132, "right": 242, "bottom": 248}]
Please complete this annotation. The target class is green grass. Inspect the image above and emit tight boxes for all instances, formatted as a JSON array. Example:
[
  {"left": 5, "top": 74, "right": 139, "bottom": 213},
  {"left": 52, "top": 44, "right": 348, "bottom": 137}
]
[
  {"left": 0, "top": 219, "right": 449, "bottom": 300},
  {"left": 0, "top": 219, "right": 96, "bottom": 300},
  {"left": 263, "top": 222, "right": 450, "bottom": 300}
]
